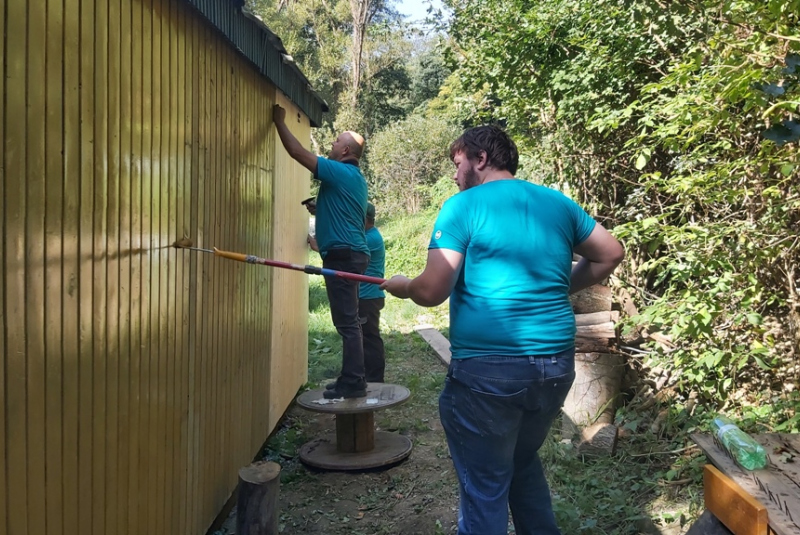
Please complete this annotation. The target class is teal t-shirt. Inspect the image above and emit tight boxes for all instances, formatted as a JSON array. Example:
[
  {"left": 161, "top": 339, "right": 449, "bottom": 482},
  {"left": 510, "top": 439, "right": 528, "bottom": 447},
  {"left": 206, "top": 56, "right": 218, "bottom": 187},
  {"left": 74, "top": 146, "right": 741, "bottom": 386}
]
[
  {"left": 314, "top": 157, "right": 369, "bottom": 256},
  {"left": 360, "top": 226, "right": 386, "bottom": 300},
  {"left": 429, "top": 179, "right": 597, "bottom": 358}
]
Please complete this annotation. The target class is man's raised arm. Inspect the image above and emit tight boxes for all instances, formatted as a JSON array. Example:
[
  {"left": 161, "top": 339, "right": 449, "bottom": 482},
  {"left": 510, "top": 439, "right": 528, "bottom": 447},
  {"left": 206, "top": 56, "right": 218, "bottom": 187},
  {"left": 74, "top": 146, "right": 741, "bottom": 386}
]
[{"left": 273, "top": 104, "right": 318, "bottom": 173}]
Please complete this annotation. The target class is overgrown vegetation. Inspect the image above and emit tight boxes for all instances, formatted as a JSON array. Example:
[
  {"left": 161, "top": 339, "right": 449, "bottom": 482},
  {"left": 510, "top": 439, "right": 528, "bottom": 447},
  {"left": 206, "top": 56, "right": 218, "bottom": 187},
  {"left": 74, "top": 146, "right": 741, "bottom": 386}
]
[{"left": 444, "top": 0, "right": 800, "bottom": 427}]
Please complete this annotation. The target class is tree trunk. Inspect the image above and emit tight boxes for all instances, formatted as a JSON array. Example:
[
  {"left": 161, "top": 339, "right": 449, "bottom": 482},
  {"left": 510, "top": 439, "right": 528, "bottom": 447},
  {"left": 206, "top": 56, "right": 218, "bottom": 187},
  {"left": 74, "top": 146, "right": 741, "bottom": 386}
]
[
  {"left": 349, "top": 0, "right": 371, "bottom": 106},
  {"left": 236, "top": 461, "right": 281, "bottom": 535},
  {"left": 562, "top": 352, "right": 625, "bottom": 440}
]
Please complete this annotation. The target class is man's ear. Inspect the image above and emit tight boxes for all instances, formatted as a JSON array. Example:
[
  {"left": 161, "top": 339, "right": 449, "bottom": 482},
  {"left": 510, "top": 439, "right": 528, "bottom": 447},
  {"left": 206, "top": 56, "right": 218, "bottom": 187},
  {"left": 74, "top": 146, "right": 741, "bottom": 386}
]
[{"left": 474, "top": 151, "right": 489, "bottom": 171}]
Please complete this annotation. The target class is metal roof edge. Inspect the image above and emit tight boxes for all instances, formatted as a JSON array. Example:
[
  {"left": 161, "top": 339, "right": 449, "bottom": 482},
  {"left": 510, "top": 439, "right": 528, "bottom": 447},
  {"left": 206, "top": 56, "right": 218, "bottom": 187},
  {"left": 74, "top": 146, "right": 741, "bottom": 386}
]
[{"left": 184, "top": 0, "right": 329, "bottom": 127}]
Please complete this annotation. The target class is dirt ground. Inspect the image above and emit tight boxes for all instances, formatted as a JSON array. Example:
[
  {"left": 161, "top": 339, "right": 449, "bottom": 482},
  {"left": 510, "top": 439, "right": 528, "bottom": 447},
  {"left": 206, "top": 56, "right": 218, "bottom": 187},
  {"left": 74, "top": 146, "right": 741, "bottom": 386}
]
[
  {"left": 270, "top": 405, "right": 458, "bottom": 534},
  {"left": 218, "top": 336, "right": 463, "bottom": 535},
  {"left": 214, "top": 324, "right": 696, "bottom": 535}
]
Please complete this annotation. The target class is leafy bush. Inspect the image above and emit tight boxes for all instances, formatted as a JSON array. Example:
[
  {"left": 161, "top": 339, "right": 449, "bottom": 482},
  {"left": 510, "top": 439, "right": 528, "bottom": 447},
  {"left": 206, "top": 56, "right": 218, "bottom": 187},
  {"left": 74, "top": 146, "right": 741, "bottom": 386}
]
[
  {"left": 445, "top": 0, "right": 800, "bottom": 416},
  {"left": 367, "top": 113, "right": 463, "bottom": 213}
]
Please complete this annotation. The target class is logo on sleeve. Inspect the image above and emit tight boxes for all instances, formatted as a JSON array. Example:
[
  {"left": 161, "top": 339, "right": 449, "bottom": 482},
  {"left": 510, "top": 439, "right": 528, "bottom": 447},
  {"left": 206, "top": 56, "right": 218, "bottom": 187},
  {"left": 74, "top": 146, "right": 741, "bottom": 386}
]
[{"left": 434, "top": 230, "right": 442, "bottom": 240}]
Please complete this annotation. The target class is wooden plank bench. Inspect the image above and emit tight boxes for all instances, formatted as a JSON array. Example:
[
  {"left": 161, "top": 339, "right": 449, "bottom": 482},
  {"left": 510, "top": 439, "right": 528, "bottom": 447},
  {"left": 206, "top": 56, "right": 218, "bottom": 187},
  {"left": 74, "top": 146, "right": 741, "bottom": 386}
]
[{"left": 690, "top": 433, "right": 800, "bottom": 535}]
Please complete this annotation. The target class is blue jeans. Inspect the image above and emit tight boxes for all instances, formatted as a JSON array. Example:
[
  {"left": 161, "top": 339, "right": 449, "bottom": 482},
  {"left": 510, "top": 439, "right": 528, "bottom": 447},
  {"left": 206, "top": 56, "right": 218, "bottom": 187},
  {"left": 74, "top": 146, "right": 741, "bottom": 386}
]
[{"left": 439, "top": 349, "right": 576, "bottom": 535}]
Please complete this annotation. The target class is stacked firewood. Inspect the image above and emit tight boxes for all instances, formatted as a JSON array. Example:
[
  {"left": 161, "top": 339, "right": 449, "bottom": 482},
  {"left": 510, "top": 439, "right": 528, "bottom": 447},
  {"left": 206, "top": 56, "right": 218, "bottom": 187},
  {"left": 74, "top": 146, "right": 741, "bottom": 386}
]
[{"left": 562, "top": 278, "right": 625, "bottom": 456}]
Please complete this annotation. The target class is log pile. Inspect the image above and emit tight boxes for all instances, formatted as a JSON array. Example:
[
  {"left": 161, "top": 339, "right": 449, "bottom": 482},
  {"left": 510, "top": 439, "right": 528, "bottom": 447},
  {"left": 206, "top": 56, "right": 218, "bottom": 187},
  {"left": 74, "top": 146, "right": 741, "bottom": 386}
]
[{"left": 562, "top": 281, "right": 625, "bottom": 456}]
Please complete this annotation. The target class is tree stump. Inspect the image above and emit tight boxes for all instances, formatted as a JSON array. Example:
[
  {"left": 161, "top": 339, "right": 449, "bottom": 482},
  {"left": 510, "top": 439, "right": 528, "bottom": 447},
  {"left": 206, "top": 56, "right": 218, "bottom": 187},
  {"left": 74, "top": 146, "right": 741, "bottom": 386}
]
[
  {"left": 562, "top": 351, "right": 625, "bottom": 454},
  {"left": 576, "top": 422, "right": 619, "bottom": 457},
  {"left": 236, "top": 461, "right": 281, "bottom": 535}
]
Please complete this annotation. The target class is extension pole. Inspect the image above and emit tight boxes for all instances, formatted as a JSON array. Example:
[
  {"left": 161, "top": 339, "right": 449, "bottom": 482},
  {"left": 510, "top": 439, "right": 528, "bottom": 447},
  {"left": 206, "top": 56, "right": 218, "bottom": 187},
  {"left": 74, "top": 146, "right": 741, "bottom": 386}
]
[
  {"left": 213, "top": 248, "right": 387, "bottom": 285},
  {"left": 173, "top": 241, "right": 386, "bottom": 285}
]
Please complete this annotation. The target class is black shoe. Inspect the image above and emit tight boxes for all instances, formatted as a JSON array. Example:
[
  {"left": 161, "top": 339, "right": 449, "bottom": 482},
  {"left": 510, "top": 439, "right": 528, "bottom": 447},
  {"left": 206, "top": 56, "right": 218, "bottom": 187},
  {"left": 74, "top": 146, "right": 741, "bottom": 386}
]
[
  {"left": 323, "top": 382, "right": 367, "bottom": 399},
  {"left": 325, "top": 381, "right": 337, "bottom": 390}
]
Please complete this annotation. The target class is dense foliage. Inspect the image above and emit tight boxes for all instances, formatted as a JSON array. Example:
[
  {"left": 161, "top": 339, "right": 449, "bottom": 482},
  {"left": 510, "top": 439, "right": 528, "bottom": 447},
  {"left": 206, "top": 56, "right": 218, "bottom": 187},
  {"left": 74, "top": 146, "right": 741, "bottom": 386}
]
[
  {"left": 444, "top": 0, "right": 800, "bottom": 422},
  {"left": 250, "top": 0, "right": 799, "bottom": 426}
]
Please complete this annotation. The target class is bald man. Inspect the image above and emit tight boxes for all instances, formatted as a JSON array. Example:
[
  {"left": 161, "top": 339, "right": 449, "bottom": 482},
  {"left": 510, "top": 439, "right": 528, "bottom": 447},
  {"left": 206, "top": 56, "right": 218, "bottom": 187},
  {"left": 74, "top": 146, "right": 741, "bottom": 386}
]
[{"left": 273, "top": 104, "right": 370, "bottom": 399}]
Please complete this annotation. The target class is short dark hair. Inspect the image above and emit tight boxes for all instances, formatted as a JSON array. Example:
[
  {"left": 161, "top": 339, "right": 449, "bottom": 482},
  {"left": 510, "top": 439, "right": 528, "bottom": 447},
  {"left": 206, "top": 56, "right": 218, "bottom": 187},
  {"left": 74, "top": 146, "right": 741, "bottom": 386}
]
[{"left": 450, "top": 125, "right": 519, "bottom": 175}]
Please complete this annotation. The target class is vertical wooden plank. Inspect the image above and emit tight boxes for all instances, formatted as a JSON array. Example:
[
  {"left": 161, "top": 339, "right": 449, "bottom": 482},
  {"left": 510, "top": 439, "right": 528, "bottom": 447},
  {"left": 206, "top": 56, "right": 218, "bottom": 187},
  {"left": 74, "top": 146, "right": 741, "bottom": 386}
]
[
  {"left": 0, "top": 0, "right": 7, "bottom": 528},
  {"left": 204, "top": 29, "right": 216, "bottom": 516},
  {"left": 187, "top": 11, "right": 201, "bottom": 532},
  {"left": 176, "top": 4, "right": 191, "bottom": 532},
  {"left": 233, "top": 57, "right": 244, "bottom": 465},
  {"left": 105, "top": 0, "right": 122, "bottom": 531},
  {"left": 92, "top": 0, "right": 110, "bottom": 532},
  {"left": 232, "top": 58, "right": 243, "bottom": 463},
  {"left": 147, "top": 0, "right": 164, "bottom": 531},
  {"left": 165, "top": 1, "right": 179, "bottom": 532},
  {"left": 89, "top": 0, "right": 109, "bottom": 535},
  {"left": 252, "top": 77, "right": 265, "bottom": 448},
  {"left": 127, "top": 0, "right": 143, "bottom": 531},
  {"left": 213, "top": 34, "right": 225, "bottom": 506},
  {"left": 219, "top": 41, "right": 229, "bottom": 492},
  {"left": 246, "top": 70, "right": 256, "bottom": 453},
  {"left": 250, "top": 76, "right": 261, "bottom": 444},
  {"left": 26, "top": 2, "right": 48, "bottom": 534},
  {"left": 116, "top": 0, "right": 133, "bottom": 532},
  {"left": 62, "top": 0, "right": 81, "bottom": 530},
  {"left": 4, "top": 0, "right": 28, "bottom": 533},
  {"left": 199, "top": 31, "right": 210, "bottom": 514},
  {"left": 205, "top": 26, "right": 216, "bottom": 519},
  {"left": 78, "top": 0, "right": 97, "bottom": 530},
  {"left": 156, "top": 1, "right": 170, "bottom": 531},
  {"left": 240, "top": 70, "right": 250, "bottom": 455},
  {"left": 140, "top": 0, "right": 154, "bottom": 526},
  {"left": 44, "top": 0, "right": 66, "bottom": 531},
  {"left": 253, "top": 74, "right": 262, "bottom": 450},
  {"left": 201, "top": 29, "right": 212, "bottom": 515}
]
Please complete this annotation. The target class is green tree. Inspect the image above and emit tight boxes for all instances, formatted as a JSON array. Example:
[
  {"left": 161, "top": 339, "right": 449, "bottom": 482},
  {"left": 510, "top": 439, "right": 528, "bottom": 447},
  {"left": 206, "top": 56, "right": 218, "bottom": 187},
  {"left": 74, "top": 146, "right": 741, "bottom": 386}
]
[
  {"left": 444, "top": 0, "right": 800, "bottom": 408},
  {"left": 367, "top": 113, "right": 462, "bottom": 213}
]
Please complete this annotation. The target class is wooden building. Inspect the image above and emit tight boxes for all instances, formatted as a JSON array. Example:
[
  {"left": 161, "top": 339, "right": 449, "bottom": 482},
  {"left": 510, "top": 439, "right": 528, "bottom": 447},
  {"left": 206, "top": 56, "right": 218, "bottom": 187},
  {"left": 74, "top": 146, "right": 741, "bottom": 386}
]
[{"left": 0, "top": 0, "right": 324, "bottom": 533}]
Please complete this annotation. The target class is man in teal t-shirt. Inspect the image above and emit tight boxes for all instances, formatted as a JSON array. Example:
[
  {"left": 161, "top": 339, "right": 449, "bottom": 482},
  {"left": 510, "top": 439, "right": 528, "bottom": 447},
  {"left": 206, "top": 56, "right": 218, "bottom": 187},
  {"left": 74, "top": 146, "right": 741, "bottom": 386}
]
[
  {"left": 359, "top": 203, "right": 386, "bottom": 382},
  {"left": 381, "top": 125, "right": 625, "bottom": 535},
  {"left": 313, "top": 203, "right": 387, "bottom": 384},
  {"left": 273, "top": 104, "right": 370, "bottom": 400}
]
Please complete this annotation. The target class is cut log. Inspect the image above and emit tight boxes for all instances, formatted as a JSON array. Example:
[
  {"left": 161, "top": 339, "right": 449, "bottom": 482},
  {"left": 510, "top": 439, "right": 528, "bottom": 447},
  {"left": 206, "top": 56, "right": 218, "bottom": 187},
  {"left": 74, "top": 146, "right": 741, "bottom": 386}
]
[
  {"left": 575, "top": 310, "right": 620, "bottom": 326},
  {"left": 570, "top": 284, "right": 612, "bottom": 314},
  {"left": 236, "top": 461, "right": 281, "bottom": 535},
  {"left": 576, "top": 322, "right": 616, "bottom": 339},
  {"left": 562, "top": 352, "right": 625, "bottom": 439},
  {"left": 576, "top": 422, "right": 619, "bottom": 456},
  {"left": 575, "top": 337, "right": 611, "bottom": 353}
]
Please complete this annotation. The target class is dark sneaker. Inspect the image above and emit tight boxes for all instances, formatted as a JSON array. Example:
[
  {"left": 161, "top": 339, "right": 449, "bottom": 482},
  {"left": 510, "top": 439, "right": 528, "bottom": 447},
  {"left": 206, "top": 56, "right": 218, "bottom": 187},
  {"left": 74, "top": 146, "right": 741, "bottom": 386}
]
[
  {"left": 322, "top": 382, "right": 367, "bottom": 399},
  {"left": 325, "top": 381, "right": 338, "bottom": 390}
]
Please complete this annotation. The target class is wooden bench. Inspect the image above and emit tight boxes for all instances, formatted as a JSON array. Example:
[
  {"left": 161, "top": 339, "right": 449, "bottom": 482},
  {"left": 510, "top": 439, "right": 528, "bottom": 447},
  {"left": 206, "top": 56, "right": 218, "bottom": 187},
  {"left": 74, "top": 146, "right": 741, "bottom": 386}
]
[{"left": 689, "top": 433, "right": 800, "bottom": 535}]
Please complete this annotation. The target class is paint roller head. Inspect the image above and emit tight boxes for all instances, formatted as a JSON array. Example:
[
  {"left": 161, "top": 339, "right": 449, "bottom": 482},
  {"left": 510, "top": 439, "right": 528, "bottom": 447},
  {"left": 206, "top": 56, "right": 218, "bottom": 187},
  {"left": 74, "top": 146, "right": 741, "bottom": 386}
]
[{"left": 173, "top": 237, "right": 194, "bottom": 249}]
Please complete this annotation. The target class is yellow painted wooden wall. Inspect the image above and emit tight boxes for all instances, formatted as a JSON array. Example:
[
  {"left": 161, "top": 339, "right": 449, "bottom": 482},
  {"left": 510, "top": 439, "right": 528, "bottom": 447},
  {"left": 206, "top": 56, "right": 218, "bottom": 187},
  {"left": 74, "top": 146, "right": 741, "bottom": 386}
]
[{"left": 0, "top": 0, "right": 310, "bottom": 534}]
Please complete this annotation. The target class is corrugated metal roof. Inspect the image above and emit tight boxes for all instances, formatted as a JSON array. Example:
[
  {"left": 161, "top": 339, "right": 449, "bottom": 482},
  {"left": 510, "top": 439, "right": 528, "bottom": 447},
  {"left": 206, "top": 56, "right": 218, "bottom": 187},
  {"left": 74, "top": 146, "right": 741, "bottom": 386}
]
[{"left": 183, "top": 0, "right": 329, "bottom": 126}]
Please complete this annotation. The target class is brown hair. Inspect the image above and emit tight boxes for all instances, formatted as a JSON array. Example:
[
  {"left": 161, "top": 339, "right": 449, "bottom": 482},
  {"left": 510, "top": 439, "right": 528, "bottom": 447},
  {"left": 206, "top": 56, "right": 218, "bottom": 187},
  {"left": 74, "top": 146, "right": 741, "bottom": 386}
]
[{"left": 449, "top": 125, "right": 519, "bottom": 175}]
